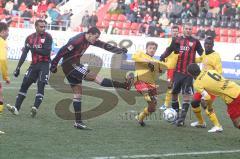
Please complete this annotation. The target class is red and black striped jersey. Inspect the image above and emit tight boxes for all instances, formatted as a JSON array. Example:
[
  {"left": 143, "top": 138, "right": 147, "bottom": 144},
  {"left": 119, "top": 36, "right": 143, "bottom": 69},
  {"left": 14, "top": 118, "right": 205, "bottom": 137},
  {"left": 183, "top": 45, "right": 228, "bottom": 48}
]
[
  {"left": 23, "top": 32, "right": 53, "bottom": 64},
  {"left": 161, "top": 36, "right": 203, "bottom": 74},
  {"left": 51, "top": 32, "right": 127, "bottom": 74}
]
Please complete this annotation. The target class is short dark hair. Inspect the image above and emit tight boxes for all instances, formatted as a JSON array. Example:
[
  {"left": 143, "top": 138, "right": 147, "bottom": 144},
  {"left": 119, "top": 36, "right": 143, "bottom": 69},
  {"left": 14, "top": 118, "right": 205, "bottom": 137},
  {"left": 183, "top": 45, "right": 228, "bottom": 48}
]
[
  {"left": 172, "top": 25, "right": 179, "bottom": 30},
  {"left": 187, "top": 63, "right": 201, "bottom": 77},
  {"left": 87, "top": 27, "right": 101, "bottom": 35},
  {"left": 146, "top": 41, "right": 158, "bottom": 49},
  {"left": 35, "top": 19, "right": 47, "bottom": 27},
  {"left": 0, "top": 22, "right": 8, "bottom": 32}
]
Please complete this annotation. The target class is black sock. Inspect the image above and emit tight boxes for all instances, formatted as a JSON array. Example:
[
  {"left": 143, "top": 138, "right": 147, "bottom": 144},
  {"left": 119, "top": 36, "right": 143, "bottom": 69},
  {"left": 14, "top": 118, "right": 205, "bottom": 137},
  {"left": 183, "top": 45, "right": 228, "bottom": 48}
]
[
  {"left": 34, "top": 94, "right": 44, "bottom": 109},
  {"left": 73, "top": 99, "right": 82, "bottom": 123},
  {"left": 100, "top": 78, "right": 125, "bottom": 88},
  {"left": 172, "top": 99, "right": 179, "bottom": 112},
  {"left": 180, "top": 102, "right": 190, "bottom": 120},
  {"left": 15, "top": 93, "right": 26, "bottom": 111}
]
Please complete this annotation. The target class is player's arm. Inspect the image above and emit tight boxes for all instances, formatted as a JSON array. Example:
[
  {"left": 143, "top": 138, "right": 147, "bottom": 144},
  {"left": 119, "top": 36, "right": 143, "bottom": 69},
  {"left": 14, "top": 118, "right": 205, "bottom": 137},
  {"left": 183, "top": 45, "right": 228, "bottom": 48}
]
[
  {"left": 160, "top": 38, "right": 179, "bottom": 61},
  {"left": 93, "top": 40, "right": 127, "bottom": 54},
  {"left": 196, "top": 40, "right": 204, "bottom": 56},
  {"left": 50, "top": 40, "right": 77, "bottom": 73},
  {"left": 0, "top": 51, "right": 9, "bottom": 82},
  {"left": 14, "top": 37, "right": 31, "bottom": 77},
  {"left": 31, "top": 34, "right": 53, "bottom": 56},
  {"left": 214, "top": 54, "right": 222, "bottom": 74}
]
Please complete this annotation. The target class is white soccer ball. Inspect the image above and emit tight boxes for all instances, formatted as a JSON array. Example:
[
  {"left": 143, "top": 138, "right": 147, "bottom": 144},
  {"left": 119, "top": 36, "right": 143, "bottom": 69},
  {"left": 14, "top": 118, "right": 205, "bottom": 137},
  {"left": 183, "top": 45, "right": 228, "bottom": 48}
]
[{"left": 163, "top": 108, "right": 177, "bottom": 122}]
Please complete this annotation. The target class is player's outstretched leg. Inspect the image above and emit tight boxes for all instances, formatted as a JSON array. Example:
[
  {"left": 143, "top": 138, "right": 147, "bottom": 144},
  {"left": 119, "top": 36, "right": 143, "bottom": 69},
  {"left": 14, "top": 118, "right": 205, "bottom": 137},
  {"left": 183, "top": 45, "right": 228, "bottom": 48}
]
[{"left": 87, "top": 71, "right": 134, "bottom": 90}]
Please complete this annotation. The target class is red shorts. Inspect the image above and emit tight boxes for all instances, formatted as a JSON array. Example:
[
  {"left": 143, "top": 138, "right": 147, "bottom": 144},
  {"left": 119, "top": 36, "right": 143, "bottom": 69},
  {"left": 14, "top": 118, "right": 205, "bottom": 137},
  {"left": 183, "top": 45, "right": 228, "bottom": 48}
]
[
  {"left": 193, "top": 92, "right": 216, "bottom": 101},
  {"left": 227, "top": 95, "right": 240, "bottom": 121},
  {"left": 167, "top": 69, "right": 175, "bottom": 81},
  {"left": 134, "top": 81, "right": 157, "bottom": 96}
]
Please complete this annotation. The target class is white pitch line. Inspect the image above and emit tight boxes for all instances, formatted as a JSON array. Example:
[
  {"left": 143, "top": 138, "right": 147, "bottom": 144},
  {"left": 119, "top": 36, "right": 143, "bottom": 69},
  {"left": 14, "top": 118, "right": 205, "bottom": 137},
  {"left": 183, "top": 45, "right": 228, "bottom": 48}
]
[{"left": 93, "top": 149, "right": 240, "bottom": 159}]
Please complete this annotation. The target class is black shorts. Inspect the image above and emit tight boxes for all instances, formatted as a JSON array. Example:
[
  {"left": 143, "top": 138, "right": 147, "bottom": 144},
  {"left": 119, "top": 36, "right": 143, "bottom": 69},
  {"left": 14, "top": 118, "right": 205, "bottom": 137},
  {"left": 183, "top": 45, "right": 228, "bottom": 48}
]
[
  {"left": 65, "top": 64, "right": 89, "bottom": 86},
  {"left": 172, "top": 72, "right": 194, "bottom": 95},
  {"left": 24, "top": 62, "right": 50, "bottom": 84}
]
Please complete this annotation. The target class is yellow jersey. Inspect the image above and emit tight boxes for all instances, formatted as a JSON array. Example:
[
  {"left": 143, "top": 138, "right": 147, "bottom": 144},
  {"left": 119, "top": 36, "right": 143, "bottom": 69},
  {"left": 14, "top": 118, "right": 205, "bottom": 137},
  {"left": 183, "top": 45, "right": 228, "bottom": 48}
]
[
  {"left": 164, "top": 38, "right": 178, "bottom": 69},
  {"left": 194, "top": 70, "right": 240, "bottom": 104},
  {"left": 0, "top": 37, "right": 9, "bottom": 81},
  {"left": 195, "top": 51, "right": 222, "bottom": 74},
  {"left": 132, "top": 50, "right": 166, "bottom": 84}
]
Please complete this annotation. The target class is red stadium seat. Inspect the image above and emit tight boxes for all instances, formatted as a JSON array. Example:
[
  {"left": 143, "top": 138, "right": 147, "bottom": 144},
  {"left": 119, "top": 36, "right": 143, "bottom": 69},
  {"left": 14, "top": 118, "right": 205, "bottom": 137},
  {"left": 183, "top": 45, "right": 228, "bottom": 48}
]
[
  {"left": 10, "top": 21, "right": 17, "bottom": 27},
  {"left": 236, "top": 30, "right": 240, "bottom": 37},
  {"left": 228, "top": 29, "right": 236, "bottom": 37},
  {"left": 104, "top": 14, "right": 111, "bottom": 21},
  {"left": 220, "top": 28, "right": 228, "bottom": 36},
  {"left": 118, "top": 14, "right": 127, "bottom": 22},
  {"left": 131, "top": 23, "right": 139, "bottom": 30},
  {"left": 215, "top": 35, "right": 220, "bottom": 42},
  {"left": 111, "top": 14, "right": 118, "bottom": 21},
  {"left": 0, "top": 14, "right": 5, "bottom": 20},
  {"left": 122, "top": 29, "right": 130, "bottom": 35},
  {"left": 19, "top": 23, "right": 24, "bottom": 28},
  {"left": 214, "top": 27, "right": 220, "bottom": 35},
  {"left": 102, "top": 21, "right": 110, "bottom": 28},
  {"left": 228, "top": 37, "right": 236, "bottom": 43},
  {"left": 115, "top": 21, "right": 123, "bottom": 29},
  {"left": 220, "top": 36, "right": 228, "bottom": 42},
  {"left": 160, "top": 32, "right": 165, "bottom": 38},
  {"left": 122, "top": 22, "right": 131, "bottom": 29},
  {"left": 192, "top": 26, "right": 198, "bottom": 34}
]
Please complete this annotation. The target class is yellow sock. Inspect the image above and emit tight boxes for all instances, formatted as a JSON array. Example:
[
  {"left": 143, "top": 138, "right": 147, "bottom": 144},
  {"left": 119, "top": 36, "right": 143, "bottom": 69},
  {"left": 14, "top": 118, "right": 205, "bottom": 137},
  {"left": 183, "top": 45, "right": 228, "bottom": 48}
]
[
  {"left": 192, "top": 107, "right": 204, "bottom": 124},
  {"left": 139, "top": 107, "right": 149, "bottom": 121},
  {"left": 0, "top": 104, "right": 3, "bottom": 113},
  {"left": 205, "top": 109, "right": 221, "bottom": 127},
  {"left": 164, "top": 89, "right": 172, "bottom": 107}
]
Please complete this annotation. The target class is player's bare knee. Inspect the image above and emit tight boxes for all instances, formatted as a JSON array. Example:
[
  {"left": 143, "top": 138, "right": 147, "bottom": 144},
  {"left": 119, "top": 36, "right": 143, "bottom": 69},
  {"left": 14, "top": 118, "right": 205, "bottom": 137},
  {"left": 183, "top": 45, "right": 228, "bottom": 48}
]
[{"left": 85, "top": 71, "right": 97, "bottom": 82}]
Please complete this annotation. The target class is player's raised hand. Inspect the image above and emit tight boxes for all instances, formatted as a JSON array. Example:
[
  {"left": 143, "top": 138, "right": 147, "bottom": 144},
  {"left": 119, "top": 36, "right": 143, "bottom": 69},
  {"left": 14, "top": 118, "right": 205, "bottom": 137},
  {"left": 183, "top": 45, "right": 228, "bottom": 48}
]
[{"left": 13, "top": 67, "right": 20, "bottom": 77}]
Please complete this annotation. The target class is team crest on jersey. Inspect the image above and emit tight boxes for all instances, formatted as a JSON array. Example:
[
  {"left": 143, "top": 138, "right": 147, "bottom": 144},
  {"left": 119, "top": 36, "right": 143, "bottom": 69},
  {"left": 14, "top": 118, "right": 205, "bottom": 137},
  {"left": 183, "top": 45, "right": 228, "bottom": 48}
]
[
  {"left": 189, "top": 42, "right": 193, "bottom": 46},
  {"left": 67, "top": 45, "right": 74, "bottom": 51},
  {"left": 40, "top": 38, "right": 45, "bottom": 43}
]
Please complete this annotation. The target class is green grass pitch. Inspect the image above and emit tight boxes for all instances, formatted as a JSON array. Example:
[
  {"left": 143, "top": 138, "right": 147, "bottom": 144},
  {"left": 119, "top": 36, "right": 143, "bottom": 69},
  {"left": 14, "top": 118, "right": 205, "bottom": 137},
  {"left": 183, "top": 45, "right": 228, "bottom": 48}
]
[{"left": 0, "top": 61, "right": 240, "bottom": 159}]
